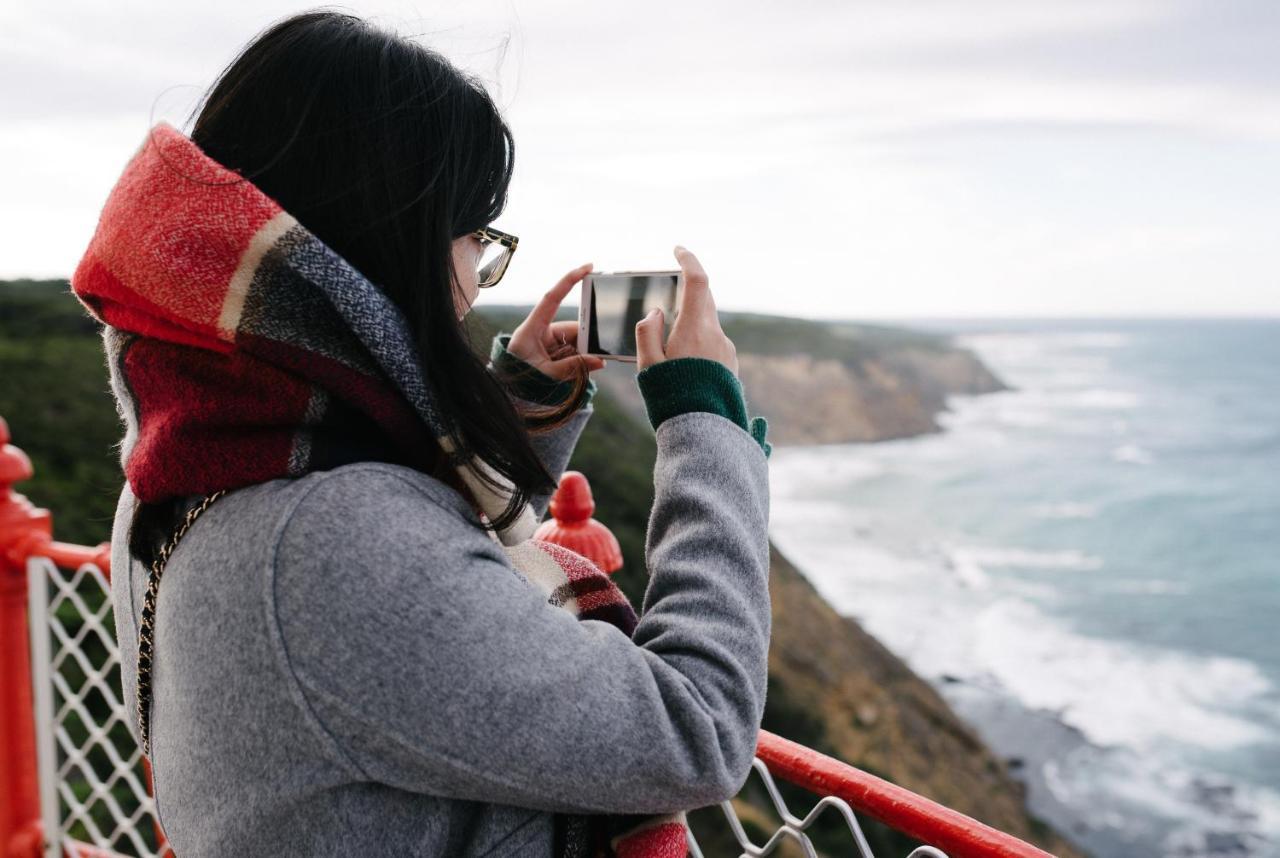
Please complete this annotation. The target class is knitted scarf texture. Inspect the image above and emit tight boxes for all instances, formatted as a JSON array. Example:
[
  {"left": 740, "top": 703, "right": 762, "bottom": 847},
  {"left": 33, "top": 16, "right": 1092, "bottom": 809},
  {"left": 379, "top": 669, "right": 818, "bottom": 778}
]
[{"left": 71, "top": 122, "right": 689, "bottom": 858}]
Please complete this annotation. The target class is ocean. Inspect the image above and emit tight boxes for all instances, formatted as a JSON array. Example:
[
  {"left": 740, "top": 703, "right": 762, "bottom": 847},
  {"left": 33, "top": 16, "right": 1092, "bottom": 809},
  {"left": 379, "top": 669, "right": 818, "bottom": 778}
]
[{"left": 765, "top": 319, "right": 1279, "bottom": 858}]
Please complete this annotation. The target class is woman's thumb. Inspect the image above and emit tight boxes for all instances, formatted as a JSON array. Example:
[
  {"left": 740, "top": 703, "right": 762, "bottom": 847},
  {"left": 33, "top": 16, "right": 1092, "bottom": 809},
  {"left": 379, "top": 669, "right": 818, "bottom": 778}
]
[{"left": 635, "top": 307, "right": 665, "bottom": 369}]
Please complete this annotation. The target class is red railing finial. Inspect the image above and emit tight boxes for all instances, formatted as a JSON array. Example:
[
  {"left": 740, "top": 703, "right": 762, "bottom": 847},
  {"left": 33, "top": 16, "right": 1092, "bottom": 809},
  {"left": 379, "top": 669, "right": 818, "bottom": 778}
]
[
  {"left": 0, "top": 416, "right": 109, "bottom": 576},
  {"left": 0, "top": 416, "right": 55, "bottom": 567},
  {"left": 0, "top": 416, "right": 34, "bottom": 492},
  {"left": 533, "top": 470, "right": 623, "bottom": 574}
]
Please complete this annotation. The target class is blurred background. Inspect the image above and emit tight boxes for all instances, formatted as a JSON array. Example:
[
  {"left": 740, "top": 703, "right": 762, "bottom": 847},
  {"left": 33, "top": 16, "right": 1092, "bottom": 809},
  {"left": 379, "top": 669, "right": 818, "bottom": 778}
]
[{"left": 2, "top": 3, "right": 1277, "bottom": 857}]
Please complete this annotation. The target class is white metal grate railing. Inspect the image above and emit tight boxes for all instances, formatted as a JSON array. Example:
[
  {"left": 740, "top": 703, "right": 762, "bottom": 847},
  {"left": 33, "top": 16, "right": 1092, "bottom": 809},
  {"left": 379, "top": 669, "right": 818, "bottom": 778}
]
[
  {"left": 26, "top": 555, "right": 171, "bottom": 858},
  {"left": 687, "top": 759, "right": 947, "bottom": 858},
  {"left": 25, "top": 553, "right": 946, "bottom": 858}
]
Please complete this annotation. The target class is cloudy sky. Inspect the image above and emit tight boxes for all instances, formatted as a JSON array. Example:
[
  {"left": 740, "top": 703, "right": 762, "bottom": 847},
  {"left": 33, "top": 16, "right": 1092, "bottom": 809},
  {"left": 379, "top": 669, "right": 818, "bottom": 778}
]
[{"left": 3, "top": 1, "right": 1277, "bottom": 318}]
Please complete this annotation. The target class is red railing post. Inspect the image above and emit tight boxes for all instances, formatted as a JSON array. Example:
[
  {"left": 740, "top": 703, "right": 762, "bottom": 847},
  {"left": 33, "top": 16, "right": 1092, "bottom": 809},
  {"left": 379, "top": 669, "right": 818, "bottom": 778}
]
[{"left": 0, "top": 416, "right": 51, "bottom": 858}]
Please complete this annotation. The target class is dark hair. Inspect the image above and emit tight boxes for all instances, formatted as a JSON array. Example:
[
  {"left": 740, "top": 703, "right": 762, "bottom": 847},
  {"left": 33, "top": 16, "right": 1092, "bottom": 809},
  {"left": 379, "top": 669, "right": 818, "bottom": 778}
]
[{"left": 129, "top": 10, "right": 589, "bottom": 563}]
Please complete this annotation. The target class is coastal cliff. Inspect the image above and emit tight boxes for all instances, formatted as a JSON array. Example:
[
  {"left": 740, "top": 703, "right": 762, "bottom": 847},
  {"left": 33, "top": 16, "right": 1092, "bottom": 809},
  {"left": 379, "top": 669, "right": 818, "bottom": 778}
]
[{"left": 583, "top": 310, "right": 1008, "bottom": 446}]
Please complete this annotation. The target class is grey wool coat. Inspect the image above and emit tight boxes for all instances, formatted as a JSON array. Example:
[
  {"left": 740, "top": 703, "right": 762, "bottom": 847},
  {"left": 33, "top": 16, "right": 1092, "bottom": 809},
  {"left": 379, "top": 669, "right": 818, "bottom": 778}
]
[{"left": 109, "top": 396, "right": 772, "bottom": 856}]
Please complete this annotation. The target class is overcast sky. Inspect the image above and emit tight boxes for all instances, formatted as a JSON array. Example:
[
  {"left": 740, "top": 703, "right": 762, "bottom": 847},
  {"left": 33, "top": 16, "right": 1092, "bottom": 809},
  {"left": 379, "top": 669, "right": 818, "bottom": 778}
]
[{"left": 3, "top": 1, "right": 1277, "bottom": 318}]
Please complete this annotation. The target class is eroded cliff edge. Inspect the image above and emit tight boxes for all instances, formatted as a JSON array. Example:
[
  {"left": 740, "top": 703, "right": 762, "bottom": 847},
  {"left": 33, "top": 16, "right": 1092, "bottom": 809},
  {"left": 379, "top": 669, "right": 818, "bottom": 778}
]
[{"left": 593, "top": 311, "right": 1008, "bottom": 446}]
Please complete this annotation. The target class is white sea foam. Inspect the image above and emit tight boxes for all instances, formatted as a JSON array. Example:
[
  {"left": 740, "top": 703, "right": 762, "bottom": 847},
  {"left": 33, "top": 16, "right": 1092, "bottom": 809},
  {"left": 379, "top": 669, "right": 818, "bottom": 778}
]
[
  {"left": 1044, "top": 743, "right": 1280, "bottom": 855},
  {"left": 1045, "top": 332, "right": 1134, "bottom": 349},
  {"left": 1059, "top": 388, "right": 1140, "bottom": 409},
  {"left": 957, "top": 332, "right": 1131, "bottom": 377},
  {"left": 946, "top": 548, "right": 991, "bottom": 589},
  {"left": 947, "top": 383, "right": 1139, "bottom": 443},
  {"left": 1106, "top": 579, "right": 1192, "bottom": 596},
  {"left": 950, "top": 545, "right": 1105, "bottom": 573},
  {"left": 768, "top": 449, "right": 886, "bottom": 499},
  {"left": 972, "top": 600, "right": 1272, "bottom": 751},
  {"left": 771, "top": 509, "right": 1272, "bottom": 754},
  {"left": 1030, "top": 502, "right": 1099, "bottom": 520},
  {"left": 777, "top": 528, "right": 1272, "bottom": 755},
  {"left": 1113, "top": 443, "right": 1155, "bottom": 465},
  {"left": 983, "top": 387, "right": 1139, "bottom": 414}
]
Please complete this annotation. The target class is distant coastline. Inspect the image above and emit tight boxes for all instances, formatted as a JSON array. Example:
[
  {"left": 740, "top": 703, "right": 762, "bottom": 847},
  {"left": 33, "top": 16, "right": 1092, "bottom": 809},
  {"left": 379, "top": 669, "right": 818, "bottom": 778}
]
[{"left": 583, "top": 309, "right": 1011, "bottom": 445}]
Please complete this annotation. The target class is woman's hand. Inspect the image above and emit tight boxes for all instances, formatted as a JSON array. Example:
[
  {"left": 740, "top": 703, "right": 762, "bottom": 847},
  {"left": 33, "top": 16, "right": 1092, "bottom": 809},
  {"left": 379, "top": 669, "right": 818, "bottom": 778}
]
[
  {"left": 635, "top": 246, "right": 738, "bottom": 376},
  {"left": 506, "top": 262, "right": 608, "bottom": 379}
]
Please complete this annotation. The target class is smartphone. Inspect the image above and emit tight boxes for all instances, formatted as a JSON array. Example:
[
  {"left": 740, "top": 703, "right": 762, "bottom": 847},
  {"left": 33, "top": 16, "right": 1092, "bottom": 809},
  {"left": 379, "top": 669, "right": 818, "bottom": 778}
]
[{"left": 578, "top": 270, "right": 684, "bottom": 362}]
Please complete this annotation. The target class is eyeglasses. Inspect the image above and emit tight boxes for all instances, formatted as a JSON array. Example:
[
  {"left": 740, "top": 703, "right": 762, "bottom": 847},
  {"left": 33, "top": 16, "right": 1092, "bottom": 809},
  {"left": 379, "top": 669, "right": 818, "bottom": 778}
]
[{"left": 471, "top": 226, "right": 518, "bottom": 289}]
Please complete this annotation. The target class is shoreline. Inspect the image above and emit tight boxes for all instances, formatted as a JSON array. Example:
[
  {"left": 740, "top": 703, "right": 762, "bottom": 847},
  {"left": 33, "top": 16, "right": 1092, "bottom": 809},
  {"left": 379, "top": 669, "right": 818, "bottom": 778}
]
[
  {"left": 768, "top": 509, "right": 1280, "bottom": 858},
  {"left": 760, "top": 538, "right": 1088, "bottom": 857},
  {"left": 765, "top": 319, "right": 1280, "bottom": 858}
]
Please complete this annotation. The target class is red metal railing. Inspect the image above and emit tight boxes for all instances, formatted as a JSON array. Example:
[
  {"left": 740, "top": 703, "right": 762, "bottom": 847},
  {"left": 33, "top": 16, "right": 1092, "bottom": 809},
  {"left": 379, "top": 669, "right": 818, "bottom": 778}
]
[
  {"left": 755, "top": 732, "right": 1052, "bottom": 858},
  {"left": 1, "top": 414, "right": 1054, "bottom": 858}
]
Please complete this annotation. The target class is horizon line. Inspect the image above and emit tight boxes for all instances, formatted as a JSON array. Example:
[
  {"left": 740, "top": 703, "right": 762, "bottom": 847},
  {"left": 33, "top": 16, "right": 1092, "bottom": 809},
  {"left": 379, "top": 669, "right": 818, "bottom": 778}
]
[{"left": 4, "top": 279, "right": 1277, "bottom": 323}]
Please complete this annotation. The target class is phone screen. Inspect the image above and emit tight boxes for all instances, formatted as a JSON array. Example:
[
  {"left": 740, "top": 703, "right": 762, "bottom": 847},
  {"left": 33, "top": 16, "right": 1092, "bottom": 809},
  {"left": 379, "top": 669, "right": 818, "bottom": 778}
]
[{"left": 583, "top": 272, "right": 682, "bottom": 358}]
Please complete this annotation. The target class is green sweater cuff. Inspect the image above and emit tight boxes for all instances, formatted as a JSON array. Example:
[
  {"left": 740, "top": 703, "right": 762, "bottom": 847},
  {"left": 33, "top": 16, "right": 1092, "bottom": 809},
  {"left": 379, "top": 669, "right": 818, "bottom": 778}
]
[
  {"left": 489, "top": 332, "right": 597, "bottom": 410},
  {"left": 635, "top": 357, "right": 772, "bottom": 458}
]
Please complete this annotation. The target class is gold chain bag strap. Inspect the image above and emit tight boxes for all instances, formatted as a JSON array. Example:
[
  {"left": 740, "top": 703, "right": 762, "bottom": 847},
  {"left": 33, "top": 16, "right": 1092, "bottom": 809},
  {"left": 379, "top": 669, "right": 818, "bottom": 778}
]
[{"left": 136, "top": 489, "right": 227, "bottom": 758}]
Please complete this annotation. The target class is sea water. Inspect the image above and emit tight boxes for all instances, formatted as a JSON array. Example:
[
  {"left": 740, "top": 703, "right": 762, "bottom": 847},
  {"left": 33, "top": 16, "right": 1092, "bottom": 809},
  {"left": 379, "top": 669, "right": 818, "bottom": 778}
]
[{"left": 766, "top": 319, "right": 1279, "bottom": 857}]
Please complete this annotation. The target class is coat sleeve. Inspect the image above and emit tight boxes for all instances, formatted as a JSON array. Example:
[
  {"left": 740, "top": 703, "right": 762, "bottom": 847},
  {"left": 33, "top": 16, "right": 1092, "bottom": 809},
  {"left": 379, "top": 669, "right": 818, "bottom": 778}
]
[
  {"left": 485, "top": 330, "right": 596, "bottom": 520},
  {"left": 269, "top": 410, "right": 771, "bottom": 816},
  {"left": 519, "top": 398, "right": 593, "bottom": 521}
]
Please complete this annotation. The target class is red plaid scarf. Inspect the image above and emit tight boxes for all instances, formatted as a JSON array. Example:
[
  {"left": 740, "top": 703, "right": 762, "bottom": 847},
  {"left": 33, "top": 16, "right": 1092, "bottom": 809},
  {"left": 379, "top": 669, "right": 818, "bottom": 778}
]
[{"left": 71, "top": 122, "right": 689, "bottom": 858}]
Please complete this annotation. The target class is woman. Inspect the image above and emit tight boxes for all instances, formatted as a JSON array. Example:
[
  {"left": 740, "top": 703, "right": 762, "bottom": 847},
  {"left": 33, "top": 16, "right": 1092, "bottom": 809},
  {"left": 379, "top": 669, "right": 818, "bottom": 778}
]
[{"left": 73, "top": 10, "right": 772, "bottom": 857}]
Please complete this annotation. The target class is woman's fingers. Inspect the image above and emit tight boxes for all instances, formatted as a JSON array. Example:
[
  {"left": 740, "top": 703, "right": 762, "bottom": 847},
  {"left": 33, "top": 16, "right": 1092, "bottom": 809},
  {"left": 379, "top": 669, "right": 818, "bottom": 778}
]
[
  {"left": 507, "top": 265, "right": 595, "bottom": 370},
  {"left": 658, "top": 245, "right": 738, "bottom": 376},
  {"left": 528, "top": 263, "right": 593, "bottom": 329},
  {"left": 674, "top": 246, "right": 716, "bottom": 322},
  {"left": 544, "top": 319, "right": 581, "bottom": 349},
  {"left": 635, "top": 307, "right": 666, "bottom": 371},
  {"left": 540, "top": 330, "right": 606, "bottom": 376}
]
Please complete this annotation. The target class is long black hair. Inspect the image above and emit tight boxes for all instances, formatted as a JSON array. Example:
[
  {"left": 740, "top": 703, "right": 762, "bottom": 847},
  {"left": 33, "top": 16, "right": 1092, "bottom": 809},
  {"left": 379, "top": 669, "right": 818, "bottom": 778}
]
[{"left": 129, "top": 9, "right": 589, "bottom": 564}]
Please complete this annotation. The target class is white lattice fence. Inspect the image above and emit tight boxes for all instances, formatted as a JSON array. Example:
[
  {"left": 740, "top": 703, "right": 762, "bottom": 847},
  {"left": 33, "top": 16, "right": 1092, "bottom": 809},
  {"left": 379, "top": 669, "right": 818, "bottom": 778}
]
[
  {"left": 26, "top": 556, "right": 172, "bottom": 858},
  {"left": 686, "top": 759, "right": 948, "bottom": 858}
]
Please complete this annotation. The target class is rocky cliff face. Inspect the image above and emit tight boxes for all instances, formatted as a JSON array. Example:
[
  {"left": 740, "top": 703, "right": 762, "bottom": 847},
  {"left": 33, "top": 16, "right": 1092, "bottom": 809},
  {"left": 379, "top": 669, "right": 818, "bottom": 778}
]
[
  {"left": 591, "top": 314, "right": 1008, "bottom": 446},
  {"left": 734, "top": 346, "right": 1007, "bottom": 445}
]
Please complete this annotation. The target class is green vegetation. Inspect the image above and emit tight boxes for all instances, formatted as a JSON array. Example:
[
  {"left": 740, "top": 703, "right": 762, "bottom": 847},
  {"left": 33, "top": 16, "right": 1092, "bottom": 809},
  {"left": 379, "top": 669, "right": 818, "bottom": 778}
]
[
  {"left": 719, "top": 310, "right": 954, "bottom": 363},
  {"left": 1, "top": 280, "right": 126, "bottom": 546}
]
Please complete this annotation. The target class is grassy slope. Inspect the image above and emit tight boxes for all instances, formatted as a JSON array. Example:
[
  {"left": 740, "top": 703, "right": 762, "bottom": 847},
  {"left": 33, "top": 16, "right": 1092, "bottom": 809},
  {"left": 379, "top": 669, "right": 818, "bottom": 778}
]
[{"left": 2, "top": 282, "right": 1079, "bottom": 856}]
